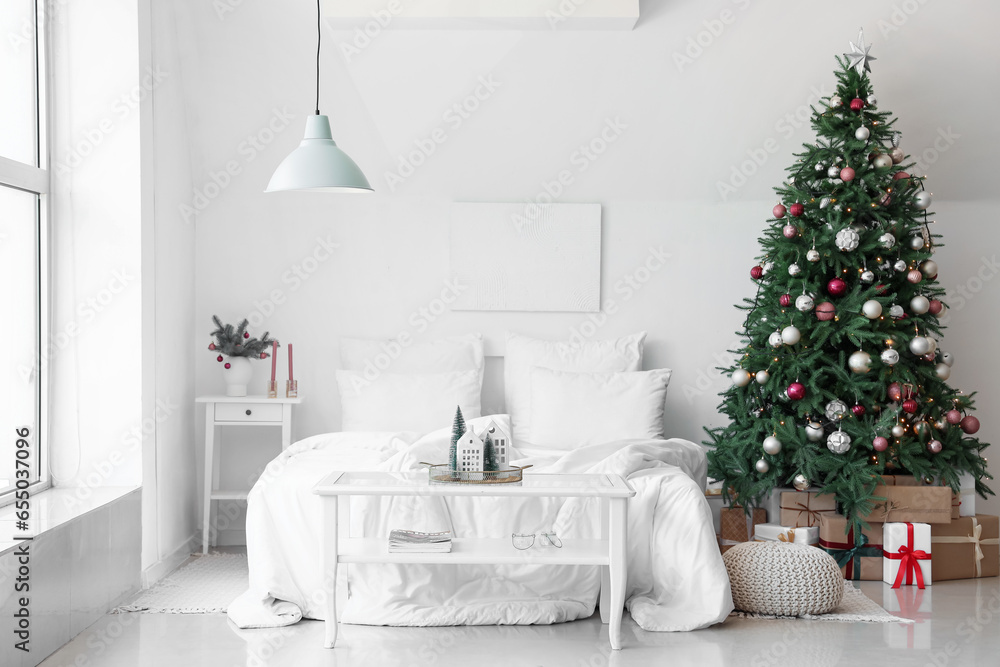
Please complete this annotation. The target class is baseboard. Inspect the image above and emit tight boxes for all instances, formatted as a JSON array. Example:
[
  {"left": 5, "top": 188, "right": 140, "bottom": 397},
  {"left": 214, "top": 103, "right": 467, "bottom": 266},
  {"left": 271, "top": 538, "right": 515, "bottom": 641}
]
[{"left": 141, "top": 534, "right": 199, "bottom": 588}]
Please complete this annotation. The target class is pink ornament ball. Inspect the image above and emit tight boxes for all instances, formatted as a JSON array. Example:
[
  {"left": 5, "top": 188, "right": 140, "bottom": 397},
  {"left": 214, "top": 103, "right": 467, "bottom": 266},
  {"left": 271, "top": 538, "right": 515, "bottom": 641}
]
[
  {"left": 789, "top": 203, "right": 805, "bottom": 217},
  {"left": 773, "top": 204, "right": 787, "bottom": 218},
  {"left": 852, "top": 404, "right": 866, "bottom": 417},
  {"left": 907, "top": 269, "right": 923, "bottom": 284},
  {"left": 961, "top": 416, "right": 981, "bottom": 434},
  {"left": 873, "top": 436, "right": 889, "bottom": 452},
  {"left": 224, "top": 362, "right": 231, "bottom": 369},
  {"left": 929, "top": 299, "right": 944, "bottom": 315},
  {"left": 208, "top": 343, "right": 216, "bottom": 351},
  {"left": 888, "top": 382, "right": 902, "bottom": 402},
  {"left": 893, "top": 171, "right": 911, "bottom": 181},
  {"left": 244, "top": 331, "right": 250, "bottom": 339},
  {"left": 783, "top": 224, "right": 798, "bottom": 239},
  {"left": 751, "top": 265, "right": 764, "bottom": 280},
  {"left": 850, "top": 98, "right": 865, "bottom": 111},
  {"left": 927, "top": 439, "right": 943, "bottom": 454},
  {"left": 780, "top": 294, "right": 792, "bottom": 307},
  {"left": 786, "top": 382, "right": 806, "bottom": 401},
  {"left": 216, "top": 355, "right": 224, "bottom": 362},
  {"left": 946, "top": 409, "right": 963, "bottom": 425},
  {"left": 827, "top": 278, "right": 847, "bottom": 297},
  {"left": 840, "top": 167, "right": 856, "bottom": 182},
  {"left": 815, "top": 302, "right": 836, "bottom": 321},
  {"left": 260, "top": 352, "right": 268, "bottom": 359}
]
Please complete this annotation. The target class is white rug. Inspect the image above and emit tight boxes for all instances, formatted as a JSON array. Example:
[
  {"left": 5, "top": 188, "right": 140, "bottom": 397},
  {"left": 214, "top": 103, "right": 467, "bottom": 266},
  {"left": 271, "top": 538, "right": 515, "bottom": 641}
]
[
  {"left": 115, "top": 552, "right": 249, "bottom": 614},
  {"left": 729, "top": 581, "right": 912, "bottom": 623}
]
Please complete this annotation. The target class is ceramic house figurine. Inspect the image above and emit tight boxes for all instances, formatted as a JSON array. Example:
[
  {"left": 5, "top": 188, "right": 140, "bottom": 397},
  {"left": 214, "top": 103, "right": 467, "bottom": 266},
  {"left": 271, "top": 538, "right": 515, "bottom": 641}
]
[
  {"left": 481, "top": 420, "right": 511, "bottom": 468},
  {"left": 457, "top": 430, "right": 485, "bottom": 472}
]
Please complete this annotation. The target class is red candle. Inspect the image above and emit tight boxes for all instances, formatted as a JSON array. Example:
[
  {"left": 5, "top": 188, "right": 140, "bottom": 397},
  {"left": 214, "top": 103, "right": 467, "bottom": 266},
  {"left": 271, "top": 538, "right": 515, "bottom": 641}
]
[
  {"left": 270, "top": 341, "right": 277, "bottom": 383},
  {"left": 288, "top": 343, "right": 294, "bottom": 382}
]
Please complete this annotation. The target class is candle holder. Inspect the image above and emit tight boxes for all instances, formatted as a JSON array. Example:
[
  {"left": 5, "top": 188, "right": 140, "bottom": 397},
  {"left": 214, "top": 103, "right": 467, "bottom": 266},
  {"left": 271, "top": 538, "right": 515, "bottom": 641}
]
[
  {"left": 286, "top": 380, "right": 298, "bottom": 398},
  {"left": 267, "top": 380, "right": 278, "bottom": 399}
]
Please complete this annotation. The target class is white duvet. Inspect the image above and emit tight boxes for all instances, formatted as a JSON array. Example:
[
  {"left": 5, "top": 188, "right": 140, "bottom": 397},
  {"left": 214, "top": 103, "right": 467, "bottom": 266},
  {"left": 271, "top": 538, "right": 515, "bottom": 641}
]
[{"left": 228, "top": 415, "right": 734, "bottom": 632}]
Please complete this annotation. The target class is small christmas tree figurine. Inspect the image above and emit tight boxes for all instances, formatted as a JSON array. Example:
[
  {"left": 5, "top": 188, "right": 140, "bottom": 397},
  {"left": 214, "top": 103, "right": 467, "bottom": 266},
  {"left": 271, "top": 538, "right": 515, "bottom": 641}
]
[
  {"left": 705, "top": 30, "right": 992, "bottom": 532},
  {"left": 449, "top": 406, "right": 466, "bottom": 471},
  {"left": 483, "top": 434, "right": 498, "bottom": 472},
  {"left": 208, "top": 316, "right": 276, "bottom": 360}
]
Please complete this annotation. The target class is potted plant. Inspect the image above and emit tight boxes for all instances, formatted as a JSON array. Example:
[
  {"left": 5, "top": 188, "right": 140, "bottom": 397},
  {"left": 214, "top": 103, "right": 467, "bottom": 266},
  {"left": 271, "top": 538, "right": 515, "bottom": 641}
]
[{"left": 208, "top": 316, "right": 277, "bottom": 397}]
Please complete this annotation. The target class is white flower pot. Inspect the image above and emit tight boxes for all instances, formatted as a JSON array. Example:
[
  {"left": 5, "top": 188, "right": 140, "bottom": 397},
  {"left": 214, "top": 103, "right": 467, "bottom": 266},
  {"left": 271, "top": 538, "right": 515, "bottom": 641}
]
[{"left": 222, "top": 356, "right": 253, "bottom": 397}]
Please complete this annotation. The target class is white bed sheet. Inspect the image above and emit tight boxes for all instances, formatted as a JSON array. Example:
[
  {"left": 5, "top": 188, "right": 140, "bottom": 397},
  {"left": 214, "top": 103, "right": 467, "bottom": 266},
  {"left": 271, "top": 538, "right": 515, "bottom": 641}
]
[{"left": 228, "top": 417, "right": 734, "bottom": 632}]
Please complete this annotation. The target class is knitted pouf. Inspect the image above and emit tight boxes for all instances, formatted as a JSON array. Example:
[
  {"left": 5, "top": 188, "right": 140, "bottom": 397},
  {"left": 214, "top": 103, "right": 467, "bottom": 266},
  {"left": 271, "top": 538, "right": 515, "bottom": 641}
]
[{"left": 723, "top": 541, "right": 844, "bottom": 616}]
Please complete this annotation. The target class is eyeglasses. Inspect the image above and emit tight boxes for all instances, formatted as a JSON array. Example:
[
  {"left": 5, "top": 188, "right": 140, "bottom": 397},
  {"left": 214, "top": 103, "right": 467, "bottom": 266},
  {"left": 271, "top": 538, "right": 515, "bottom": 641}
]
[{"left": 511, "top": 532, "right": 563, "bottom": 550}]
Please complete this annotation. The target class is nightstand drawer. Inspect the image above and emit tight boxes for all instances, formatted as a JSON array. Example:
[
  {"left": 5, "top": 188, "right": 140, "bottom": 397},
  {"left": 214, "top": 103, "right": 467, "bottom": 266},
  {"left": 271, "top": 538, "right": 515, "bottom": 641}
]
[{"left": 215, "top": 403, "right": 283, "bottom": 422}]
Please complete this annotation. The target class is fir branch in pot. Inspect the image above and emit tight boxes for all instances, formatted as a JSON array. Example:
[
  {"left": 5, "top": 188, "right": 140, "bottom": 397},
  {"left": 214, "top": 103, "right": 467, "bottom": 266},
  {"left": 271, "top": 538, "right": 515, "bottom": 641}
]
[{"left": 208, "top": 316, "right": 277, "bottom": 359}]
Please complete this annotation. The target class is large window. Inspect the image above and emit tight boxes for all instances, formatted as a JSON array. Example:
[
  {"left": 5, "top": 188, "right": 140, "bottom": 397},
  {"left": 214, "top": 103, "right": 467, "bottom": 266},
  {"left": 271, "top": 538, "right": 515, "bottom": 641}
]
[{"left": 1, "top": 0, "right": 48, "bottom": 503}]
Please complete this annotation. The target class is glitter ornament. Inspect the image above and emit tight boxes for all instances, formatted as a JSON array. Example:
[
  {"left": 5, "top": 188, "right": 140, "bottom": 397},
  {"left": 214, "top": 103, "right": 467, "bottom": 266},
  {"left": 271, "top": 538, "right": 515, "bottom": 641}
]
[
  {"left": 927, "top": 440, "right": 943, "bottom": 454},
  {"left": 946, "top": 410, "right": 963, "bottom": 425},
  {"left": 773, "top": 204, "right": 787, "bottom": 218},
  {"left": 907, "top": 269, "right": 923, "bottom": 284},
  {"left": 961, "top": 416, "right": 981, "bottom": 434},
  {"left": 790, "top": 203, "right": 804, "bottom": 217},
  {"left": 879, "top": 233, "right": 896, "bottom": 249},
  {"left": 827, "top": 165, "right": 841, "bottom": 178},
  {"left": 796, "top": 294, "right": 815, "bottom": 312},
  {"left": 888, "top": 383, "right": 903, "bottom": 402},
  {"left": 807, "top": 249, "right": 821, "bottom": 262},
  {"left": 840, "top": 166, "right": 856, "bottom": 181},
  {"left": 873, "top": 436, "right": 889, "bottom": 452},
  {"left": 815, "top": 302, "right": 836, "bottom": 321},
  {"left": 783, "top": 224, "right": 798, "bottom": 238}
]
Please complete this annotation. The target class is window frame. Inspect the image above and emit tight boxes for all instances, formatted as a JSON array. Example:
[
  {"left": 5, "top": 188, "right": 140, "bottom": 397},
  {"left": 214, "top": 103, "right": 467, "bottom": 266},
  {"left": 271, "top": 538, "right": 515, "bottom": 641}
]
[{"left": 0, "top": 0, "right": 51, "bottom": 507}]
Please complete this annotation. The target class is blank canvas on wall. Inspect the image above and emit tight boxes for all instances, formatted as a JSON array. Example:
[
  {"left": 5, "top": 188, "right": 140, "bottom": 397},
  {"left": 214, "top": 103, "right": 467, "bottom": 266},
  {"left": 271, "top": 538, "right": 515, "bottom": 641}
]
[{"left": 449, "top": 202, "right": 602, "bottom": 312}]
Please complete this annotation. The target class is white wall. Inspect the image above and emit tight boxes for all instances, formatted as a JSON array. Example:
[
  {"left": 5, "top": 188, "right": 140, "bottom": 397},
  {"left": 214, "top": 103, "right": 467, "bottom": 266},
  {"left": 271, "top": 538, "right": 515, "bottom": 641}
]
[{"left": 161, "top": 0, "right": 1000, "bottom": 536}]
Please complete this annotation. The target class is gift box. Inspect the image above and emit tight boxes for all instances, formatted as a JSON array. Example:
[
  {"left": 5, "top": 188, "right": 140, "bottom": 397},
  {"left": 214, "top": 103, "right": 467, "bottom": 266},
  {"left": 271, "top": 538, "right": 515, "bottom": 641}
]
[
  {"left": 959, "top": 472, "right": 976, "bottom": 518},
  {"left": 719, "top": 506, "right": 767, "bottom": 553},
  {"left": 818, "top": 514, "right": 884, "bottom": 580},
  {"left": 883, "top": 586, "right": 932, "bottom": 650},
  {"left": 754, "top": 523, "right": 819, "bottom": 545},
  {"left": 883, "top": 522, "right": 933, "bottom": 588},
  {"left": 878, "top": 474, "right": 922, "bottom": 486},
  {"left": 778, "top": 491, "right": 838, "bottom": 528},
  {"left": 856, "top": 485, "right": 952, "bottom": 525},
  {"left": 930, "top": 515, "right": 999, "bottom": 581}
]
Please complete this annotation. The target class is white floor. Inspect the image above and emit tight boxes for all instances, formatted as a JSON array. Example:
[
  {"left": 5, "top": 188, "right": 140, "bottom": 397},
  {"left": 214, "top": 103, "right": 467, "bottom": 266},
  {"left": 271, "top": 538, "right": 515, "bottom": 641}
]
[{"left": 39, "top": 577, "right": 1000, "bottom": 666}]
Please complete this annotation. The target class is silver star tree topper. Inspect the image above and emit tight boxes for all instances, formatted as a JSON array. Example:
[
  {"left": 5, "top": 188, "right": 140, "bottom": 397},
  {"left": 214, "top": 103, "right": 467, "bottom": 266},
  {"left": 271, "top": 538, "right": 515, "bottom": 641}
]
[{"left": 845, "top": 28, "right": 876, "bottom": 74}]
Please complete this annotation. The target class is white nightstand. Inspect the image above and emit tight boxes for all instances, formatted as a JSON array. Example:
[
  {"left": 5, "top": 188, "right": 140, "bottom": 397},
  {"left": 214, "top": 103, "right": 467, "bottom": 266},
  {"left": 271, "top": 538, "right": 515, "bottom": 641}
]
[{"left": 196, "top": 395, "right": 303, "bottom": 554}]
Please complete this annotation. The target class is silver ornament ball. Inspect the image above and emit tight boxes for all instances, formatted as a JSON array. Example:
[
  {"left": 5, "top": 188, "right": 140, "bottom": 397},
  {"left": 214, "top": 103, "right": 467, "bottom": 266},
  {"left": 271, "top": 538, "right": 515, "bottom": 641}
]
[
  {"left": 942, "top": 351, "right": 955, "bottom": 367},
  {"left": 827, "top": 430, "right": 852, "bottom": 454},
  {"left": 827, "top": 165, "right": 841, "bottom": 178},
  {"left": 910, "top": 295, "right": 930, "bottom": 314},
  {"left": 782, "top": 325, "right": 802, "bottom": 345},
  {"left": 807, "top": 249, "right": 821, "bottom": 262},
  {"left": 805, "top": 422, "right": 824, "bottom": 442},
  {"left": 796, "top": 294, "right": 815, "bottom": 312},
  {"left": 825, "top": 399, "right": 849, "bottom": 422},
  {"left": 849, "top": 350, "right": 872, "bottom": 374},
  {"left": 732, "top": 369, "right": 752, "bottom": 387},
  {"left": 890, "top": 147, "right": 904, "bottom": 163},
  {"left": 909, "top": 235, "right": 926, "bottom": 250},
  {"left": 788, "top": 263, "right": 801, "bottom": 276},
  {"left": 889, "top": 304, "right": 905, "bottom": 319},
  {"left": 922, "top": 260, "right": 939, "bottom": 278},
  {"left": 862, "top": 299, "right": 883, "bottom": 319},
  {"left": 755, "top": 458, "right": 770, "bottom": 474},
  {"left": 756, "top": 369, "right": 770, "bottom": 385},
  {"left": 855, "top": 126, "right": 870, "bottom": 141},
  {"left": 792, "top": 474, "right": 810, "bottom": 491},
  {"left": 892, "top": 424, "right": 906, "bottom": 437},
  {"left": 894, "top": 259, "right": 908, "bottom": 272},
  {"left": 763, "top": 436, "right": 783, "bottom": 455},
  {"left": 879, "top": 233, "right": 896, "bottom": 249},
  {"left": 935, "top": 363, "right": 951, "bottom": 380},
  {"left": 861, "top": 270, "right": 875, "bottom": 283},
  {"left": 881, "top": 348, "right": 900, "bottom": 365},
  {"left": 873, "top": 154, "right": 893, "bottom": 169},
  {"left": 915, "top": 191, "right": 933, "bottom": 210},
  {"left": 909, "top": 336, "right": 931, "bottom": 355},
  {"left": 769, "top": 331, "right": 783, "bottom": 348}
]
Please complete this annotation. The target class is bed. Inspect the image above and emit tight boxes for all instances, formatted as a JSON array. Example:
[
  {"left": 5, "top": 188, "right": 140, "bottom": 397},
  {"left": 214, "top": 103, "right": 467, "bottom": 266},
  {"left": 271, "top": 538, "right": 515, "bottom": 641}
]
[{"left": 227, "top": 332, "right": 734, "bottom": 633}]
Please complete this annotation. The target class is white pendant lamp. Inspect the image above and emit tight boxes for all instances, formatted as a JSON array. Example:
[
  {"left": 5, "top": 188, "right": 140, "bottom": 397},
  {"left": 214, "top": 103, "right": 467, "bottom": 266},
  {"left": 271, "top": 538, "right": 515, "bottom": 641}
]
[{"left": 266, "top": 0, "right": 372, "bottom": 193}]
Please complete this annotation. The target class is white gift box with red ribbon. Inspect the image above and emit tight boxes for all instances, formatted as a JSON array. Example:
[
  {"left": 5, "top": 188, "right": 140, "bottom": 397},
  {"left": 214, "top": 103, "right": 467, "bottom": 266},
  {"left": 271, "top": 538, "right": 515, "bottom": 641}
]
[{"left": 883, "top": 522, "right": 933, "bottom": 588}]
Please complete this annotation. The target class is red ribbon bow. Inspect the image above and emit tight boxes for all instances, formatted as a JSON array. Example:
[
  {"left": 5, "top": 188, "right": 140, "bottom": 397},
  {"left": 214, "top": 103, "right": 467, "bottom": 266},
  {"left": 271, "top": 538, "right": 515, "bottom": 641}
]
[{"left": 883, "top": 522, "right": 931, "bottom": 589}]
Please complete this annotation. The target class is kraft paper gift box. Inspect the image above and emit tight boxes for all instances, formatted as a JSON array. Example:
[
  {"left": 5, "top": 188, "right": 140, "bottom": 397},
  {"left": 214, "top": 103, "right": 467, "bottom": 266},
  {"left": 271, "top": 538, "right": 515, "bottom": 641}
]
[
  {"left": 718, "top": 507, "right": 767, "bottom": 554},
  {"left": 753, "top": 523, "right": 819, "bottom": 545},
  {"left": 818, "top": 514, "right": 883, "bottom": 581},
  {"left": 930, "top": 515, "right": 1000, "bottom": 581},
  {"left": 878, "top": 474, "right": 922, "bottom": 486},
  {"left": 883, "top": 522, "right": 933, "bottom": 588},
  {"left": 856, "top": 485, "right": 952, "bottom": 525},
  {"left": 778, "top": 491, "right": 837, "bottom": 528},
  {"left": 883, "top": 586, "right": 932, "bottom": 650}
]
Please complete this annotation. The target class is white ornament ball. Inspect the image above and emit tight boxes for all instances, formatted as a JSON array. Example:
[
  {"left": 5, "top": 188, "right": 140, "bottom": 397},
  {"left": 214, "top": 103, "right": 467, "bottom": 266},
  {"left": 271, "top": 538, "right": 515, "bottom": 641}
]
[
  {"left": 807, "top": 249, "right": 821, "bottom": 262},
  {"left": 926, "top": 337, "right": 937, "bottom": 353},
  {"left": 867, "top": 94, "right": 877, "bottom": 106},
  {"left": 769, "top": 331, "right": 784, "bottom": 348},
  {"left": 762, "top": 260, "right": 775, "bottom": 275},
  {"left": 915, "top": 191, "right": 933, "bottom": 210},
  {"left": 909, "top": 235, "right": 926, "bottom": 250},
  {"left": 855, "top": 126, "right": 870, "bottom": 141},
  {"left": 910, "top": 295, "right": 930, "bottom": 314},
  {"left": 890, "top": 146, "right": 904, "bottom": 163},
  {"left": 827, "top": 430, "right": 852, "bottom": 455},
  {"left": 862, "top": 299, "right": 883, "bottom": 319},
  {"left": 830, "top": 95, "right": 842, "bottom": 107},
  {"left": 755, "top": 458, "right": 770, "bottom": 474},
  {"left": 881, "top": 348, "right": 900, "bottom": 365},
  {"left": 892, "top": 424, "right": 906, "bottom": 438},
  {"left": 909, "top": 336, "right": 931, "bottom": 355},
  {"left": 879, "top": 233, "right": 896, "bottom": 249},
  {"left": 836, "top": 228, "right": 861, "bottom": 252},
  {"left": 894, "top": 259, "right": 908, "bottom": 272},
  {"left": 788, "top": 263, "right": 801, "bottom": 276},
  {"left": 936, "top": 363, "right": 952, "bottom": 380},
  {"left": 819, "top": 197, "right": 831, "bottom": 209},
  {"left": 861, "top": 270, "right": 875, "bottom": 283},
  {"left": 827, "top": 165, "right": 841, "bottom": 178},
  {"left": 825, "top": 399, "right": 849, "bottom": 422},
  {"left": 816, "top": 163, "right": 826, "bottom": 172},
  {"left": 796, "top": 294, "right": 815, "bottom": 312},
  {"left": 782, "top": 325, "right": 802, "bottom": 345},
  {"left": 849, "top": 350, "right": 872, "bottom": 374},
  {"left": 942, "top": 351, "right": 955, "bottom": 367},
  {"left": 922, "top": 260, "right": 939, "bottom": 278},
  {"left": 763, "top": 436, "right": 783, "bottom": 455},
  {"left": 889, "top": 304, "right": 905, "bottom": 319},
  {"left": 756, "top": 370, "right": 770, "bottom": 385},
  {"left": 873, "top": 154, "right": 893, "bottom": 169},
  {"left": 732, "top": 369, "right": 752, "bottom": 387},
  {"left": 805, "top": 422, "right": 824, "bottom": 442},
  {"left": 792, "top": 474, "right": 810, "bottom": 491}
]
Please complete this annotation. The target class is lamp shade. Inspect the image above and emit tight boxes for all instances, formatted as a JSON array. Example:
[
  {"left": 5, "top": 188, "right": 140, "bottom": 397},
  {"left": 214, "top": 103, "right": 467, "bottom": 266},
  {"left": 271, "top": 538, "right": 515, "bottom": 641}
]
[{"left": 266, "top": 115, "right": 373, "bottom": 193}]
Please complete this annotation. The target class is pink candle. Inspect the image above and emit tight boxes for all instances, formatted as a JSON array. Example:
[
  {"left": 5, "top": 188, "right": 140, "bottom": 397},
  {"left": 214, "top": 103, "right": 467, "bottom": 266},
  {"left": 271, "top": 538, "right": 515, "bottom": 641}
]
[
  {"left": 288, "top": 343, "right": 294, "bottom": 382},
  {"left": 270, "top": 341, "right": 277, "bottom": 382}
]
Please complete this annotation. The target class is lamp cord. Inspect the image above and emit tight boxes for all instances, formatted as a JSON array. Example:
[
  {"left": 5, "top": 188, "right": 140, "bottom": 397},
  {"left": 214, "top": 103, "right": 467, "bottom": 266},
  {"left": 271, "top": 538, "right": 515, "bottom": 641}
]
[{"left": 315, "top": 0, "right": 321, "bottom": 115}]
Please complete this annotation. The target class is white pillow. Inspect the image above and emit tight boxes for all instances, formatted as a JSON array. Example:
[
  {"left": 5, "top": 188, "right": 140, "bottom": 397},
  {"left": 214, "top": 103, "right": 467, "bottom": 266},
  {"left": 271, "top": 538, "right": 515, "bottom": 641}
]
[
  {"left": 340, "top": 334, "right": 484, "bottom": 384},
  {"left": 504, "top": 331, "right": 646, "bottom": 443},
  {"left": 525, "top": 367, "right": 672, "bottom": 450},
  {"left": 337, "top": 370, "right": 482, "bottom": 433}
]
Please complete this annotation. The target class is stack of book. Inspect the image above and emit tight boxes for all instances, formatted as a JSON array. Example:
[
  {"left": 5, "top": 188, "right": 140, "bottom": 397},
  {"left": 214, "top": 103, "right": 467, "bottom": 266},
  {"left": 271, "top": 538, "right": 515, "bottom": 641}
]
[{"left": 388, "top": 529, "right": 453, "bottom": 553}]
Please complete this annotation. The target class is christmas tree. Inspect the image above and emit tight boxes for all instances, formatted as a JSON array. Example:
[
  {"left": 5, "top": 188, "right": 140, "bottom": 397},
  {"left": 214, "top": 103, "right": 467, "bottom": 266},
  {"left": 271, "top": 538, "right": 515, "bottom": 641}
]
[
  {"left": 706, "top": 30, "right": 992, "bottom": 531},
  {"left": 449, "top": 406, "right": 466, "bottom": 471},
  {"left": 483, "top": 434, "right": 497, "bottom": 472}
]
